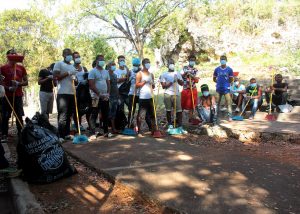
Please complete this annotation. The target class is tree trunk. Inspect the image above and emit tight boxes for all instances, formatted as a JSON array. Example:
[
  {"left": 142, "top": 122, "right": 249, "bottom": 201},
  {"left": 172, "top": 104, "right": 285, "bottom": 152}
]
[{"left": 136, "top": 40, "right": 144, "bottom": 59}]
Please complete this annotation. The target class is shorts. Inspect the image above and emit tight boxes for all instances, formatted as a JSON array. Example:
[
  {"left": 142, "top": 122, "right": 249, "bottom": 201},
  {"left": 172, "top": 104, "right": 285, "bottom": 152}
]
[
  {"left": 181, "top": 88, "right": 198, "bottom": 110},
  {"left": 138, "top": 98, "right": 155, "bottom": 120},
  {"left": 164, "top": 94, "right": 182, "bottom": 112}
]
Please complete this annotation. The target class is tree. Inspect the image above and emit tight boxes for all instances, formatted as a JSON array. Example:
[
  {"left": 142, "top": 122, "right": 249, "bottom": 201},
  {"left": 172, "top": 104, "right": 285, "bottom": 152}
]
[
  {"left": 80, "top": 0, "right": 186, "bottom": 58},
  {"left": 0, "top": 9, "right": 60, "bottom": 78}
]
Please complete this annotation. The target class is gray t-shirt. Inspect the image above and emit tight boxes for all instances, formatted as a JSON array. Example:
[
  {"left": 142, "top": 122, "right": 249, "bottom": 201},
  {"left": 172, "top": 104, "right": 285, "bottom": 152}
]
[
  {"left": 88, "top": 68, "right": 110, "bottom": 98},
  {"left": 53, "top": 61, "right": 77, "bottom": 95},
  {"left": 109, "top": 72, "right": 118, "bottom": 98}
]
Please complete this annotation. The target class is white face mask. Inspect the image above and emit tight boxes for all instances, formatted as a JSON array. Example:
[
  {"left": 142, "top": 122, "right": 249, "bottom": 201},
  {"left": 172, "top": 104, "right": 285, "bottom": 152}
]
[
  {"left": 168, "top": 64, "right": 175, "bottom": 70},
  {"left": 203, "top": 91, "right": 210, "bottom": 97},
  {"left": 145, "top": 63, "right": 151, "bottom": 70},
  {"left": 74, "top": 57, "right": 81, "bottom": 64},
  {"left": 234, "top": 81, "right": 239, "bottom": 86}
]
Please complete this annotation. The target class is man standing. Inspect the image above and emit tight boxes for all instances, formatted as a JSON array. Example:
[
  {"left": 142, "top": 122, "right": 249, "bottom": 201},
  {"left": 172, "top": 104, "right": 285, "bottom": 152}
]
[
  {"left": 160, "top": 59, "right": 186, "bottom": 133},
  {"left": 213, "top": 55, "right": 234, "bottom": 122},
  {"left": 53, "top": 48, "right": 77, "bottom": 140},
  {"left": 38, "top": 67, "right": 54, "bottom": 118},
  {"left": 1, "top": 49, "right": 28, "bottom": 142},
  {"left": 88, "top": 55, "right": 111, "bottom": 138},
  {"left": 181, "top": 55, "right": 200, "bottom": 123},
  {"left": 115, "top": 55, "right": 130, "bottom": 112}
]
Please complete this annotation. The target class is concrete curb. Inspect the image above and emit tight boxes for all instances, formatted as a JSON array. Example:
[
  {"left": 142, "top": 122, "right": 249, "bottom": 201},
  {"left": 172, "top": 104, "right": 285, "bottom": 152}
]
[
  {"left": 3, "top": 143, "right": 44, "bottom": 214},
  {"left": 10, "top": 178, "right": 44, "bottom": 214},
  {"left": 65, "top": 150, "right": 182, "bottom": 214}
]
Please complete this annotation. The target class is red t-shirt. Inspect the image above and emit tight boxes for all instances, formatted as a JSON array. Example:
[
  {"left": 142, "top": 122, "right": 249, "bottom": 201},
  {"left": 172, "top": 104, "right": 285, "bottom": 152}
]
[{"left": 0, "top": 63, "right": 27, "bottom": 97}]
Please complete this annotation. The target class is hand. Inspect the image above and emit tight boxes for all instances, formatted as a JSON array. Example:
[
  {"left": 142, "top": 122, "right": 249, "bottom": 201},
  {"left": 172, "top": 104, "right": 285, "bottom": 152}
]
[
  {"left": 47, "top": 75, "right": 53, "bottom": 79},
  {"left": 174, "top": 75, "right": 178, "bottom": 83},
  {"left": 11, "top": 80, "right": 20, "bottom": 87},
  {"left": 9, "top": 86, "right": 17, "bottom": 92},
  {"left": 70, "top": 75, "right": 76, "bottom": 80},
  {"left": 68, "top": 70, "right": 77, "bottom": 76}
]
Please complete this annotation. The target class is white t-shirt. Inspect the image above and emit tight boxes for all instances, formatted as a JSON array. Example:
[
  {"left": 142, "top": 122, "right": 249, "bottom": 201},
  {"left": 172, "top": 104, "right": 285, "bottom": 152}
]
[
  {"left": 231, "top": 84, "right": 246, "bottom": 96},
  {"left": 88, "top": 68, "right": 110, "bottom": 98},
  {"left": 75, "top": 66, "right": 85, "bottom": 83},
  {"left": 53, "top": 61, "right": 77, "bottom": 95},
  {"left": 160, "top": 71, "right": 183, "bottom": 96},
  {"left": 128, "top": 70, "right": 140, "bottom": 96},
  {"left": 115, "top": 68, "right": 127, "bottom": 88}
]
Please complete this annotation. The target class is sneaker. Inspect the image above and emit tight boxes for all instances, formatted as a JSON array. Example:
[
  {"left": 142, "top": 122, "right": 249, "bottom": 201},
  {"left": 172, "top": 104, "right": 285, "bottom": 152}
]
[
  {"left": 59, "top": 138, "right": 65, "bottom": 144},
  {"left": 235, "top": 107, "right": 240, "bottom": 113},
  {"left": 228, "top": 117, "right": 233, "bottom": 122},
  {"left": 64, "top": 135, "right": 74, "bottom": 140},
  {"left": 221, "top": 107, "right": 227, "bottom": 111},
  {"left": 167, "top": 125, "right": 174, "bottom": 132},
  {"left": 104, "top": 133, "right": 113, "bottom": 138},
  {"left": 88, "top": 135, "right": 97, "bottom": 141},
  {"left": 178, "top": 127, "right": 188, "bottom": 134},
  {"left": 249, "top": 116, "right": 254, "bottom": 120}
]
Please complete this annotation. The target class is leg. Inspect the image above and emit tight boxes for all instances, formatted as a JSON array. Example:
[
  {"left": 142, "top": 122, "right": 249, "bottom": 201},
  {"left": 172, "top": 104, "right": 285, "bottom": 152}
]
[
  {"left": 250, "top": 99, "right": 259, "bottom": 118},
  {"left": 89, "top": 98, "right": 99, "bottom": 134},
  {"left": 14, "top": 97, "right": 24, "bottom": 135},
  {"left": 237, "top": 94, "right": 244, "bottom": 109},
  {"left": 224, "top": 93, "right": 232, "bottom": 118},
  {"left": 281, "top": 92, "right": 288, "bottom": 105},
  {"left": 215, "top": 92, "right": 222, "bottom": 122},
  {"left": 47, "top": 92, "right": 54, "bottom": 117},
  {"left": 99, "top": 99, "right": 109, "bottom": 134},
  {"left": 67, "top": 94, "right": 76, "bottom": 134},
  {"left": 109, "top": 98, "right": 118, "bottom": 132},
  {"left": 164, "top": 94, "right": 172, "bottom": 126},
  {"left": 1, "top": 96, "right": 12, "bottom": 137},
  {"left": 39, "top": 91, "right": 48, "bottom": 116},
  {"left": 57, "top": 94, "right": 68, "bottom": 138}
]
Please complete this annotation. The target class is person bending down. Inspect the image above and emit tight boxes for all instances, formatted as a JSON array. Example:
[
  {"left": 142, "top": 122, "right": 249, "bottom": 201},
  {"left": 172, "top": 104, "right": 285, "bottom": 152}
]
[{"left": 197, "top": 84, "right": 217, "bottom": 125}]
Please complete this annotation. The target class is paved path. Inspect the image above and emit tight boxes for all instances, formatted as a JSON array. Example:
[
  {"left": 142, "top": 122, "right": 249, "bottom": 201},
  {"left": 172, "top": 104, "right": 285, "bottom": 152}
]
[{"left": 63, "top": 135, "right": 300, "bottom": 214}]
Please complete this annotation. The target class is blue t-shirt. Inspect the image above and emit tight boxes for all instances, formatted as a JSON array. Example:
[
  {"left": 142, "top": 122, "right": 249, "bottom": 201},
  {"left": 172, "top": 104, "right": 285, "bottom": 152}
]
[{"left": 213, "top": 66, "right": 233, "bottom": 94}]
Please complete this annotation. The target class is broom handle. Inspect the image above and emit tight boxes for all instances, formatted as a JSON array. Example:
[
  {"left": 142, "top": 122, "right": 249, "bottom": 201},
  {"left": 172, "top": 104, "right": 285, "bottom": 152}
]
[
  {"left": 129, "top": 87, "right": 136, "bottom": 127},
  {"left": 4, "top": 94, "right": 23, "bottom": 129},
  {"left": 151, "top": 83, "right": 159, "bottom": 130},
  {"left": 72, "top": 79, "right": 81, "bottom": 135},
  {"left": 11, "top": 64, "right": 16, "bottom": 127},
  {"left": 174, "top": 81, "right": 177, "bottom": 128},
  {"left": 239, "top": 87, "right": 257, "bottom": 116},
  {"left": 269, "top": 68, "right": 274, "bottom": 115},
  {"left": 189, "top": 77, "right": 195, "bottom": 111},
  {"left": 155, "top": 82, "right": 160, "bottom": 110}
]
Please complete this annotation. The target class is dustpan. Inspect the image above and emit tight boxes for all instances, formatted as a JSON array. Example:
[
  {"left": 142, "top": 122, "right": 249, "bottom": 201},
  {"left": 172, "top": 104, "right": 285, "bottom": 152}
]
[
  {"left": 122, "top": 128, "right": 137, "bottom": 136},
  {"left": 232, "top": 115, "right": 244, "bottom": 121},
  {"left": 168, "top": 127, "right": 182, "bottom": 135},
  {"left": 153, "top": 130, "right": 164, "bottom": 138}
]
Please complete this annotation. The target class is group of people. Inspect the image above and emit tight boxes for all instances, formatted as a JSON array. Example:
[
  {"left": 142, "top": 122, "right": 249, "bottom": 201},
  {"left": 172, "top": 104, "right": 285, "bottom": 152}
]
[{"left": 0, "top": 49, "right": 290, "bottom": 144}]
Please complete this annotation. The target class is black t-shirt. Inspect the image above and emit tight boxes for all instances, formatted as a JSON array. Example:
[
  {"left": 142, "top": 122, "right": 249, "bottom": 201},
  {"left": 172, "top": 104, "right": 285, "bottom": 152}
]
[
  {"left": 273, "top": 83, "right": 288, "bottom": 96},
  {"left": 39, "top": 69, "right": 53, "bottom": 92}
]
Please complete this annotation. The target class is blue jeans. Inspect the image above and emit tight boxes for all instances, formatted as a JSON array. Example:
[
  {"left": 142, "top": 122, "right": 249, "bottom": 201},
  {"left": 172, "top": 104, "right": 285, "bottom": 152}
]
[
  {"left": 197, "top": 106, "right": 216, "bottom": 123},
  {"left": 243, "top": 98, "right": 262, "bottom": 117}
]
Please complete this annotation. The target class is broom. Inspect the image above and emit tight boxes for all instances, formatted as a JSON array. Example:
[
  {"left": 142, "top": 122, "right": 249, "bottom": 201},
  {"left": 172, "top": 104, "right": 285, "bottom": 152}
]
[
  {"left": 122, "top": 87, "right": 137, "bottom": 136},
  {"left": 71, "top": 79, "right": 88, "bottom": 144},
  {"left": 151, "top": 82, "right": 164, "bottom": 138},
  {"left": 232, "top": 87, "right": 257, "bottom": 121},
  {"left": 265, "top": 67, "right": 277, "bottom": 121},
  {"left": 189, "top": 76, "right": 200, "bottom": 125},
  {"left": 168, "top": 81, "right": 182, "bottom": 135}
]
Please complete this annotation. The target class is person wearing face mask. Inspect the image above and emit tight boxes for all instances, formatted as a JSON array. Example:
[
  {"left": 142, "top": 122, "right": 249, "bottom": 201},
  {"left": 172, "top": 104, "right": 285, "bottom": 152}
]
[
  {"left": 73, "top": 51, "right": 88, "bottom": 84},
  {"left": 243, "top": 78, "right": 263, "bottom": 120},
  {"left": 230, "top": 77, "right": 246, "bottom": 113},
  {"left": 196, "top": 84, "right": 217, "bottom": 126},
  {"left": 53, "top": 48, "right": 78, "bottom": 140},
  {"left": 88, "top": 55, "right": 111, "bottom": 138},
  {"left": 181, "top": 54, "right": 200, "bottom": 124},
  {"left": 115, "top": 55, "right": 130, "bottom": 113},
  {"left": 160, "top": 59, "right": 187, "bottom": 134},
  {"left": 213, "top": 55, "right": 234, "bottom": 122},
  {"left": 1, "top": 49, "right": 28, "bottom": 143},
  {"left": 136, "top": 58, "right": 156, "bottom": 135},
  {"left": 107, "top": 61, "right": 119, "bottom": 134}
]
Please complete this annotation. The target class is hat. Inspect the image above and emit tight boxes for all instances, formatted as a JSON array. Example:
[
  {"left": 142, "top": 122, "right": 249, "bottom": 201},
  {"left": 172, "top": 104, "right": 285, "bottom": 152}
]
[
  {"left": 201, "top": 84, "right": 209, "bottom": 92},
  {"left": 132, "top": 58, "right": 141, "bottom": 65}
]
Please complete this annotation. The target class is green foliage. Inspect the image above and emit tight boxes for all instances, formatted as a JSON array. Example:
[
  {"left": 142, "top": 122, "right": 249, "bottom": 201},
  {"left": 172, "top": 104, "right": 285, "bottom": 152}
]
[
  {"left": 0, "top": 9, "right": 60, "bottom": 78},
  {"left": 64, "top": 35, "right": 117, "bottom": 70}
]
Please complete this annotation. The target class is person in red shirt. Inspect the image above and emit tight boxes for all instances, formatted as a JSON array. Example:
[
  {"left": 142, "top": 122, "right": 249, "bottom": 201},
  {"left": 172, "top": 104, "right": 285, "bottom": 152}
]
[{"left": 0, "top": 49, "right": 28, "bottom": 142}]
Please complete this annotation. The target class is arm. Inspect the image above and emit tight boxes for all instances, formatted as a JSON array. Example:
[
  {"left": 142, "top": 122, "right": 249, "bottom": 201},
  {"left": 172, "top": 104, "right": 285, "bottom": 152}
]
[
  {"left": 38, "top": 76, "right": 52, "bottom": 85},
  {"left": 274, "top": 85, "right": 288, "bottom": 92},
  {"left": 88, "top": 79, "right": 99, "bottom": 97},
  {"left": 135, "top": 72, "right": 146, "bottom": 88},
  {"left": 213, "top": 69, "right": 217, "bottom": 83},
  {"left": 18, "top": 74, "right": 28, "bottom": 87}
]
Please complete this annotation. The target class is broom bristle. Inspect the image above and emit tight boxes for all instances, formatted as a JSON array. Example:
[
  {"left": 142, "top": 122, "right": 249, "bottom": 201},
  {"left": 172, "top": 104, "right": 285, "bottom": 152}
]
[{"left": 73, "top": 135, "right": 89, "bottom": 144}]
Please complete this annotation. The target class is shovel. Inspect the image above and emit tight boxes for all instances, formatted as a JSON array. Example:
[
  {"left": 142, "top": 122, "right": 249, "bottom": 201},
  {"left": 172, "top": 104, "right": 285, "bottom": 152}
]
[{"left": 265, "top": 67, "right": 277, "bottom": 121}]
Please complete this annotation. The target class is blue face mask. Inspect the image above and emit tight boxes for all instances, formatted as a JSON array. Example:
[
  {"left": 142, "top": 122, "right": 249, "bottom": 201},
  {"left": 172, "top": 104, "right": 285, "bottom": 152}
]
[
  {"left": 98, "top": 61, "right": 105, "bottom": 67},
  {"left": 119, "top": 61, "right": 125, "bottom": 67},
  {"left": 189, "top": 61, "right": 195, "bottom": 67},
  {"left": 203, "top": 91, "right": 210, "bottom": 97},
  {"left": 220, "top": 60, "right": 227, "bottom": 65},
  {"left": 145, "top": 63, "right": 151, "bottom": 70},
  {"left": 132, "top": 66, "right": 139, "bottom": 73},
  {"left": 250, "top": 83, "right": 257, "bottom": 88},
  {"left": 111, "top": 66, "right": 116, "bottom": 71},
  {"left": 65, "top": 55, "right": 73, "bottom": 62}
]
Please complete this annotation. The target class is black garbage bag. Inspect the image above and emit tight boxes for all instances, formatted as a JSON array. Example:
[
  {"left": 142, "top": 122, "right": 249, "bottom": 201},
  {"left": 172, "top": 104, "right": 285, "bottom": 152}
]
[{"left": 17, "top": 116, "right": 77, "bottom": 183}]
